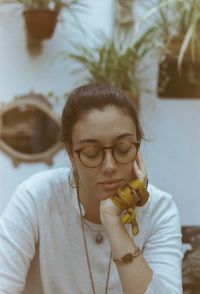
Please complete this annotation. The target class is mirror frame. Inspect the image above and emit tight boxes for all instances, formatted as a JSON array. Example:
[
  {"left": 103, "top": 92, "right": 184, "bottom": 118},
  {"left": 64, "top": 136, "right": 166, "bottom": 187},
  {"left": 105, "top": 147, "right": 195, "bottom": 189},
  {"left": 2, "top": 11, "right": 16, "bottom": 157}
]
[{"left": 0, "top": 93, "right": 63, "bottom": 166}]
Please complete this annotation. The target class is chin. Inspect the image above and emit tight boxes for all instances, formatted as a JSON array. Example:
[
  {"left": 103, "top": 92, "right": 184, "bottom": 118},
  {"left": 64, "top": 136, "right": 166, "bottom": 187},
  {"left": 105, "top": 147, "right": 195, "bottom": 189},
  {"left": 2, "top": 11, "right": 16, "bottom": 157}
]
[{"left": 96, "top": 189, "right": 118, "bottom": 202}]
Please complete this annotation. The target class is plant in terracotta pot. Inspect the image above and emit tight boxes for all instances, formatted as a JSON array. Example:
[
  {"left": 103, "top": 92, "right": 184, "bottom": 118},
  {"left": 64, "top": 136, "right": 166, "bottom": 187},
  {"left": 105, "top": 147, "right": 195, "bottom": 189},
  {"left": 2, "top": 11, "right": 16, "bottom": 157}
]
[
  {"left": 0, "top": 0, "right": 83, "bottom": 40},
  {"left": 154, "top": 0, "right": 200, "bottom": 98},
  {"left": 68, "top": 27, "right": 156, "bottom": 111}
]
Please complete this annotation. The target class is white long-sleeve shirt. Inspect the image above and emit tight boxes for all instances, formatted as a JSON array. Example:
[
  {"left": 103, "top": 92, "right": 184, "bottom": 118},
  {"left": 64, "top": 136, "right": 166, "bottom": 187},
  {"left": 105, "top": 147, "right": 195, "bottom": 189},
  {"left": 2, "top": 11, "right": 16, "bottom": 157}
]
[{"left": 0, "top": 168, "right": 183, "bottom": 293}]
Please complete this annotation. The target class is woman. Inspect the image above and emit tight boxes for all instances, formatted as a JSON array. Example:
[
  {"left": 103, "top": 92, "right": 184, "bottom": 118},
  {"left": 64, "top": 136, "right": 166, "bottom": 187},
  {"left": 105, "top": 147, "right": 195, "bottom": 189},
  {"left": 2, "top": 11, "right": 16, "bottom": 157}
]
[{"left": 0, "top": 84, "right": 182, "bottom": 294}]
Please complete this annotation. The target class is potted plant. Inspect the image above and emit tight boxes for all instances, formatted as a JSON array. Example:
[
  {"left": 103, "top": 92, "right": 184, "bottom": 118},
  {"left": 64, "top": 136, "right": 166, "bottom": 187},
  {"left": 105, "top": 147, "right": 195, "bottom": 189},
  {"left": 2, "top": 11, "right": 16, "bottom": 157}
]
[
  {"left": 0, "top": 0, "right": 83, "bottom": 40},
  {"left": 68, "top": 27, "right": 156, "bottom": 111},
  {"left": 154, "top": 0, "right": 200, "bottom": 98}
]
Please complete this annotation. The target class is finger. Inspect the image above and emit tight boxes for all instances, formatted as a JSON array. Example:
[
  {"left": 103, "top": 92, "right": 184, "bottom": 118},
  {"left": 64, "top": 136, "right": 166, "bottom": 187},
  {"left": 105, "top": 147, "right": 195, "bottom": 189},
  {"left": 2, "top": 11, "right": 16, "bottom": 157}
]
[
  {"left": 133, "top": 153, "right": 147, "bottom": 182},
  {"left": 137, "top": 152, "right": 148, "bottom": 183},
  {"left": 134, "top": 153, "right": 144, "bottom": 174},
  {"left": 133, "top": 159, "right": 142, "bottom": 179},
  {"left": 136, "top": 151, "right": 145, "bottom": 170},
  {"left": 133, "top": 155, "right": 139, "bottom": 169}
]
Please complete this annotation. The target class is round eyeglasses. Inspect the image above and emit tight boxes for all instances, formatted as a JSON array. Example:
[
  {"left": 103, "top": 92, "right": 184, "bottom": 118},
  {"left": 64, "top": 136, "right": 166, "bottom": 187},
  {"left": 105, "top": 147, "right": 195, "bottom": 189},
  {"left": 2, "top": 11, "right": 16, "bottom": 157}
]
[{"left": 74, "top": 141, "right": 140, "bottom": 168}]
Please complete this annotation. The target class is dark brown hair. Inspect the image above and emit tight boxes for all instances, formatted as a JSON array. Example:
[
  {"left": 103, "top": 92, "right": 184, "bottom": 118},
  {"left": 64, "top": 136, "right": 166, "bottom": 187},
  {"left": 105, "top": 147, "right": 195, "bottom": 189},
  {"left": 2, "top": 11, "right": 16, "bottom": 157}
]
[{"left": 61, "top": 84, "right": 144, "bottom": 145}]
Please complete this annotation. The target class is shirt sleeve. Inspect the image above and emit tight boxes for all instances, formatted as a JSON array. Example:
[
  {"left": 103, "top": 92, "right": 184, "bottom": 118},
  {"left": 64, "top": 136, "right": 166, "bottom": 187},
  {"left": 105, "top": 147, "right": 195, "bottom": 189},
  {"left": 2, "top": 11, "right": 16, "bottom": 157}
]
[
  {"left": 143, "top": 193, "right": 183, "bottom": 294},
  {"left": 0, "top": 185, "right": 38, "bottom": 294}
]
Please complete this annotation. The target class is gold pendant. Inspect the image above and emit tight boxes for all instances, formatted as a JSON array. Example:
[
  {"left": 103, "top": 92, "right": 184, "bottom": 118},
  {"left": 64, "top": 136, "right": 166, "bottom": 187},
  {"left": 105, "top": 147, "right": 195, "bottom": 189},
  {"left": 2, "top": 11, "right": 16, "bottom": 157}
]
[{"left": 96, "top": 233, "right": 103, "bottom": 244}]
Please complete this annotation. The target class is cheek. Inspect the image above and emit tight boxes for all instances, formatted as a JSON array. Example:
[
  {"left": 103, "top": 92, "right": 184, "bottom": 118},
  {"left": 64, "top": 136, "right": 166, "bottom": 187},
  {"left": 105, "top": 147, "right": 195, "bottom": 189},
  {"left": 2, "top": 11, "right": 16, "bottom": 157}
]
[
  {"left": 123, "top": 162, "right": 136, "bottom": 183},
  {"left": 76, "top": 164, "right": 97, "bottom": 186}
]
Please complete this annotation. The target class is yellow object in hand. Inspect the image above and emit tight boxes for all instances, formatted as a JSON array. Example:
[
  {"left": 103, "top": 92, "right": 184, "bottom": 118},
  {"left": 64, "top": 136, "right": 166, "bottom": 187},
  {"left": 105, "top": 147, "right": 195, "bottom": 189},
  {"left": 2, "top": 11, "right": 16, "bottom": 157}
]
[{"left": 110, "top": 179, "right": 149, "bottom": 235}]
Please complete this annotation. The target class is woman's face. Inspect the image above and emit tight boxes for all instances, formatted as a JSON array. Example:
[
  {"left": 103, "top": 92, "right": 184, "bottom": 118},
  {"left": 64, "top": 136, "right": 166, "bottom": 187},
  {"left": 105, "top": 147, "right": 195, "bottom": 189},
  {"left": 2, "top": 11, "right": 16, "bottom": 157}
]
[{"left": 70, "top": 105, "right": 139, "bottom": 203}]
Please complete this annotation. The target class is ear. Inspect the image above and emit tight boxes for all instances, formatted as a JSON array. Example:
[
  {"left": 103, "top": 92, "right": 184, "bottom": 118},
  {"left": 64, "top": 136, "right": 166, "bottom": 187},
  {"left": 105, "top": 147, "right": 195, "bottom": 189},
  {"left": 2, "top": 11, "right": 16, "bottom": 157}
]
[{"left": 65, "top": 143, "right": 74, "bottom": 163}]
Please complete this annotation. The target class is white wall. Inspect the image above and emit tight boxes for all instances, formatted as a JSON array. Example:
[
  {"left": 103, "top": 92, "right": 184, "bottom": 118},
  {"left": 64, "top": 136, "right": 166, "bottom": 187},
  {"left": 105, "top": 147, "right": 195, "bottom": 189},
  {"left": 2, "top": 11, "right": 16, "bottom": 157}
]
[
  {"left": 141, "top": 88, "right": 200, "bottom": 226},
  {"left": 0, "top": 0, "right": 114, "bottom": 214},
  {"left": 0, "top": 0, "right": 200, "bottom": 225}
]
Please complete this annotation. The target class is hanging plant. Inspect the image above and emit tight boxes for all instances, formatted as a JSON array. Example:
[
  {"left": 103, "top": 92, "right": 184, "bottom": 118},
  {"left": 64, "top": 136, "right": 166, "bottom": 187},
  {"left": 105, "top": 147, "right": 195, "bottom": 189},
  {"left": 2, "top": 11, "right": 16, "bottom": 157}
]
[
  {"left": 151, "top": 0, "right": 200, "bottom": 98},
  {"left": 0, "top": 0, "right": 84, "bottom": 41},
  {"left": 67, "top": 27, "right": 157, "bottom": 111}
]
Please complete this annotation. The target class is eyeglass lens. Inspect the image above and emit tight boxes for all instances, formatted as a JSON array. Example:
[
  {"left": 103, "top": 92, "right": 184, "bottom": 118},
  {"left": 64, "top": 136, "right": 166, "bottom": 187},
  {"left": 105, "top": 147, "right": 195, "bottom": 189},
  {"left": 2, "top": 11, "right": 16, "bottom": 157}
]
[{"left": 79, "top": 142, "right": 138, "bottom": 167}]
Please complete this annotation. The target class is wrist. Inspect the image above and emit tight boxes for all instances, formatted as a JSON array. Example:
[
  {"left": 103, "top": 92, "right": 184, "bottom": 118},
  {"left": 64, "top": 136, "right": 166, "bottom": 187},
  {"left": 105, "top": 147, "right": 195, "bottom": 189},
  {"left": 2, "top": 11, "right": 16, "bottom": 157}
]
[
  {"left": 101, "top": 216, "right": 127, "bottom": 238},
  {"left": 101, "top": 214, "right": 123, "bottom": 231}
]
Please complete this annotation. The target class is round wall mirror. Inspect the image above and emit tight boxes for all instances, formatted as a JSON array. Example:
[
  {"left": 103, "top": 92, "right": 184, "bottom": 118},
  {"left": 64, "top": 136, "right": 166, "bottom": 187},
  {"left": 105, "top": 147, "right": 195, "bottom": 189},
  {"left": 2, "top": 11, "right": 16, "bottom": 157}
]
[{"left": 0, "top": 93, "right": 63, "bottom": 166}]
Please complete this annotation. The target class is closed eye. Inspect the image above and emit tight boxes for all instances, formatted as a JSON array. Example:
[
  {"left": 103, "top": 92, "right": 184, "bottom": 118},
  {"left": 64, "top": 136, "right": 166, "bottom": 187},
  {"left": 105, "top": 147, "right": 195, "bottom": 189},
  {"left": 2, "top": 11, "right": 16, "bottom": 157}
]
[
  {"left": 82, "top": 147, "right": 101, "bottom": 158},
  {"left": 115, "top": 143, "right": 133, "bottom": 153}
]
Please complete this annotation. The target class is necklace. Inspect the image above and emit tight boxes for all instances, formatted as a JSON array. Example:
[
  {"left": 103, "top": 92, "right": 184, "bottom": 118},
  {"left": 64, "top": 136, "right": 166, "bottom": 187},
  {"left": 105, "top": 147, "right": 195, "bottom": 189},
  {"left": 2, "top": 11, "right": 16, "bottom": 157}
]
[
  {"left": 77, "top": 193, "right": 112, "bottom": 294},
  {"left": 82, "top": 217, "right": 104, "bottom": 244}
]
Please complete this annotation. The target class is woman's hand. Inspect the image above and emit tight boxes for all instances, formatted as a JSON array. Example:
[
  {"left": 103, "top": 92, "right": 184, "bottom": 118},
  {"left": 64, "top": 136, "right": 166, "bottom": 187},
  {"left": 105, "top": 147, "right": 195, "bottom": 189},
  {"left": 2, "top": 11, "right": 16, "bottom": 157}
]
[
  {"left": 100, "top": 151, "right": 148, "bottom": 230},
  {"left": 100, "top": 198, "right": 123, "bottom": 233},
  {"left": 133, "top": 151, "right": 148, "bottom": 188}
]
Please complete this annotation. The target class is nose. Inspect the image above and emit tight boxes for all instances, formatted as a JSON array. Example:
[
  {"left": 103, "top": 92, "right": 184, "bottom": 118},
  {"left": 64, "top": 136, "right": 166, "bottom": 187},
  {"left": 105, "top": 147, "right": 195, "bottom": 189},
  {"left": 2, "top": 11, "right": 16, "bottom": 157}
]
[{"left": 101, "top": 149, "right": 117, "bottom": 174}]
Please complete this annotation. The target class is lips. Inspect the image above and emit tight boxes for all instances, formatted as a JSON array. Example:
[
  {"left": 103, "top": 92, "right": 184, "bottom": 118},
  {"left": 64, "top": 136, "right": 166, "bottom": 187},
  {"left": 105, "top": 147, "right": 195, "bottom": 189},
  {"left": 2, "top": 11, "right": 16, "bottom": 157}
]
[{"left": 98, "top": 179, "right": 122, "bottom": 191}]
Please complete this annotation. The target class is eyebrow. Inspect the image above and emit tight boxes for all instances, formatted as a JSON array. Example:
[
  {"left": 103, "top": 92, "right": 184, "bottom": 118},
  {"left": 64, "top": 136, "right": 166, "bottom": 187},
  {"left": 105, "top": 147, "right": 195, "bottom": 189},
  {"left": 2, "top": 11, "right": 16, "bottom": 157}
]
[{"left": 77, "top": 133, "right": 135, "bottom": 144}]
